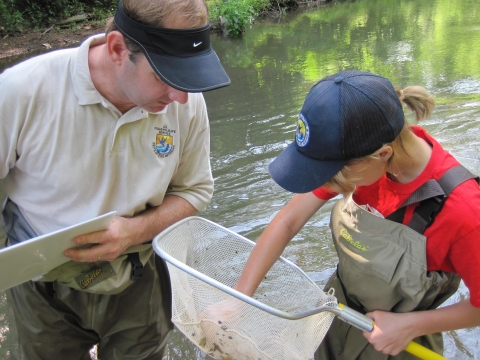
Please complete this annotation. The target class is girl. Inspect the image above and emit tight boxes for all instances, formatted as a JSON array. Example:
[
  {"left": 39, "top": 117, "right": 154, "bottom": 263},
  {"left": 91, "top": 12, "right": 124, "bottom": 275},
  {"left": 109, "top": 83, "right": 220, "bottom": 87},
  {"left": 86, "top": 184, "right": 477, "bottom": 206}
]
[{"left": 234, "top": 70, "right": 480, "bottom": 359}]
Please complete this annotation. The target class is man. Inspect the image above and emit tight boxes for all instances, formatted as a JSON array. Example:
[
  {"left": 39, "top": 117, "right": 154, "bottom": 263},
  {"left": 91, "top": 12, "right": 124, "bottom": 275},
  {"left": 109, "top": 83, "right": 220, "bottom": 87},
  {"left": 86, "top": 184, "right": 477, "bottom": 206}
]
[{"left": 0, "top": 0, "right": 230, "bottom": 358}]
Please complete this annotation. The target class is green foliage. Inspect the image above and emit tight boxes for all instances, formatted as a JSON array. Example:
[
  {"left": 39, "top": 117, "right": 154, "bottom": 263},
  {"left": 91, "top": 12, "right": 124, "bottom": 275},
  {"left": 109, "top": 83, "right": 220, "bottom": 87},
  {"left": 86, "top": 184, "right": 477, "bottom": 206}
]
[
  {"left": 21, "top": 0, "right": 86, "bottom": 29},
  {"left": 220, "top": 0, "right": 255, "bottom": 36},
  {"left": 208, "top": 0, "right": 224, "bottom": 22},
  {"left": 0, "top": 0, "right": 117, "bottom": 35},
  {"left": 213, "top": 0, "right": 270, "bottom": 36},
  {"left": 1, "top": 0, "right": 299, "bottom": 37},
  {"left": 207, "top": 0, "right": 294, "bottom": 36},
  {"left": 0, "top": 0, "right": 25, "bottom": 33},
  {"left": 247, "top": 0, "right": 271, "bottom": 12},
  {"left": 89, "top": 0, "right": 118, "bottom": 19}
]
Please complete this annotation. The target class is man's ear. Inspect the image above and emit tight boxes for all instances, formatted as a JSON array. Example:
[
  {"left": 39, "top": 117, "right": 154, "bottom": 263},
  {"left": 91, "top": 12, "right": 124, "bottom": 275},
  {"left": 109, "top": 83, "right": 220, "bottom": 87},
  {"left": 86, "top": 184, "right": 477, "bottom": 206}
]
[
  {"left": 374, "top": 145, "right": 393, "bottom": 162},
  {"left": 106, "top": 31, "right": 129, "bottom": 65}
]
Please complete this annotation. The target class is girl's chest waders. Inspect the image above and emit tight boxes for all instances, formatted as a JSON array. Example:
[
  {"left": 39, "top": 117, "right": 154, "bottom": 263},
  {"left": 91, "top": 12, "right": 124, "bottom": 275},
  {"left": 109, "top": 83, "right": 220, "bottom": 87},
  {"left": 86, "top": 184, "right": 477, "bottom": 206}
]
[
  {"left": 315, "top": 165, "right": 478, "bottom": 360},
  {"left": 331, "top": 196, "right": 459, "bottom": 315}
]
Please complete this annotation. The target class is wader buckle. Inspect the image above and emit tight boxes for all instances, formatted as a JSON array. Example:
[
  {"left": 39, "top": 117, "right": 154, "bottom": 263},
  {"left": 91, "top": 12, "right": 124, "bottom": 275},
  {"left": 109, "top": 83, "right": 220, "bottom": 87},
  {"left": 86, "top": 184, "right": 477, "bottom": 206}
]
[
  {"left": 414, "top": 195, "right": 445, "bottom": 228},
  {"left": 128, "top": 252, "right": 144, "bottom": 281}
]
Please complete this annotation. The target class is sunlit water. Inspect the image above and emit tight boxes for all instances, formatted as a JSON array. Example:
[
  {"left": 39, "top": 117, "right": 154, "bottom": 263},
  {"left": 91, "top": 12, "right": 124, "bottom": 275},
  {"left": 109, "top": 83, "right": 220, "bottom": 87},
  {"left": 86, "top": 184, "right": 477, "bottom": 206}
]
[{"left": 1, "top": 0, "right": 479, "bottom": 358}]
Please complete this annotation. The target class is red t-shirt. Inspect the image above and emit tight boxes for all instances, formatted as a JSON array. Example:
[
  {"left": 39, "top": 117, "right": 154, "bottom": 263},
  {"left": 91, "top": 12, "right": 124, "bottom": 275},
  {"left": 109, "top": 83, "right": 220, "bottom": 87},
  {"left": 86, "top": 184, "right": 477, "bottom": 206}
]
[{"left": 313, "top": 126, "right": 480, "bottom": 307}]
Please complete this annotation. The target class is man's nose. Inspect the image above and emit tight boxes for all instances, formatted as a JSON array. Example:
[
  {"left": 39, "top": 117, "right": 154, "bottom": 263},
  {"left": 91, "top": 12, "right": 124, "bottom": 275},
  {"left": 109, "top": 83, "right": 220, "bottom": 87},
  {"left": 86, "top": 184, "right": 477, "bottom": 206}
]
[{"left": 168, "top": 87, "right": 188, "bottom": 104}]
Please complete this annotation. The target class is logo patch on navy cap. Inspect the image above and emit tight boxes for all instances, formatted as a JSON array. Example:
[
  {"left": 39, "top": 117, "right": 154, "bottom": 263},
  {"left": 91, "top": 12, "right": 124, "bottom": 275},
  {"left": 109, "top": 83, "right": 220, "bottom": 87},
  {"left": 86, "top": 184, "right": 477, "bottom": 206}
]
[{"left": 296, "top": 113, "right": 310, "bottom": 147}]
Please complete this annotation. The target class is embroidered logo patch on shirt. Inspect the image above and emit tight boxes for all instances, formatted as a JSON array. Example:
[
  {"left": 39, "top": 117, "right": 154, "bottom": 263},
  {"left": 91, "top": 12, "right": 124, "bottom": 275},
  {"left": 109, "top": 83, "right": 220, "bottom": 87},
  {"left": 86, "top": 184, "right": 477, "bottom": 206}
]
[{"left": 152, "top": 125, "right": 176, "bottom": 158}]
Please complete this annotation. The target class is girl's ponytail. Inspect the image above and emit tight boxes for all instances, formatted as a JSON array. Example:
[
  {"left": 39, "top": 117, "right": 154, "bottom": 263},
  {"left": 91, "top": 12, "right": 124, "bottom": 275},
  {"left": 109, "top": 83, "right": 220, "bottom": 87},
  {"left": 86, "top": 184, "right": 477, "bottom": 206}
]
[{"left": 395, "top": 86, "right": 435, "bottom": 121}]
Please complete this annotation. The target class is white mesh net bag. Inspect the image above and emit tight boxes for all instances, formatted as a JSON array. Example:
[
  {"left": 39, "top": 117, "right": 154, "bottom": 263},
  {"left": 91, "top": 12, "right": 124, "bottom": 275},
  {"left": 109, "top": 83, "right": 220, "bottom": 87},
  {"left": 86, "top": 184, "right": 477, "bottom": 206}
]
[{"left": 153, "top": 217, "right": 372, "bottom": 360}]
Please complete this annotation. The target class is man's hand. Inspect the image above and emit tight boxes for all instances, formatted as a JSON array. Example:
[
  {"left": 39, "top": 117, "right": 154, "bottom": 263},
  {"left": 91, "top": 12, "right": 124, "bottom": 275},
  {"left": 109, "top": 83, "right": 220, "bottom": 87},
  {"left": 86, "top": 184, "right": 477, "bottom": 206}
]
[
  {"left": 62, "top": 195, "right": 197, "bottom": 263},
  {"left": 363, "top": 310, "right": 417, "bottom": 356},
  {"left": 64, "top": 216, "right": 134, "bottom": 262}
]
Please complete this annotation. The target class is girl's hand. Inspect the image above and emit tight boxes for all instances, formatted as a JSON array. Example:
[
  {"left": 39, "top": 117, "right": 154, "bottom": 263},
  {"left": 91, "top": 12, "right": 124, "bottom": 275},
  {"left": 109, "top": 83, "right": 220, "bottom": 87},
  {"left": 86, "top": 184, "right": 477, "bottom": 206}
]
[
  {"left": 197, "top": 297, "right": 250, "bottom": 357},
  {"left": 199, "top": 297, "right": 246, "bottom": 325},
  {"left": 363, "top": 310, "right": 417, "bottom": 356}
]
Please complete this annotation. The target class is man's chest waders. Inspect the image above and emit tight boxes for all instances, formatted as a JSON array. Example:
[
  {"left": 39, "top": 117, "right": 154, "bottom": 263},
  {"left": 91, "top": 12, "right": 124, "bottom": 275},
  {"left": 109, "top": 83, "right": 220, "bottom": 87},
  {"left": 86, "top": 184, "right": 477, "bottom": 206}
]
[{"left": 315, "top": 165, "right": 479, "bottom": 360}]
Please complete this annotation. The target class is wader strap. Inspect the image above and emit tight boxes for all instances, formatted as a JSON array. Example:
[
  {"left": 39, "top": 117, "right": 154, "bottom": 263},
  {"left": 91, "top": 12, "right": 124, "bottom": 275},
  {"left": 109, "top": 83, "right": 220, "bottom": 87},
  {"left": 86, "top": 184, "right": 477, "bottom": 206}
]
[
  {"left": 385, "top": 206, "right": 406, "bottom": 224},
  {"left": 44, "top": 282, "right": 57, "bottom": 309},
  {"left": 438, "top": 165, "right": 478, "bottom": 194},
  {"left": 335, "top": 266, "right": 366, "bottom": 315},
  {"left": 128, "top": 252, "right": 144, "bottom": 281},
  {"left": 2, "top": 198, "right": 37, "bottom": 245},
  {"left": 408, "top": 196, "right": 444, "bottom": 234},
  {"left": 386, "top": 165, "right": 478, "bottom": 234}
]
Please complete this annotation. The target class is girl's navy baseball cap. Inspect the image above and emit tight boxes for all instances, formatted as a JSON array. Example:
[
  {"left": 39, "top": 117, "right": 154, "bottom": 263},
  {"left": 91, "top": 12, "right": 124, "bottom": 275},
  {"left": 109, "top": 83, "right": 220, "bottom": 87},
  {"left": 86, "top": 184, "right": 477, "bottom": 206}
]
[
  {"left": 269, "top": 70, "right": 405, "bottom": 193},
  {"left": 114, "top": 1, "right": 230, "bottom": 93}
]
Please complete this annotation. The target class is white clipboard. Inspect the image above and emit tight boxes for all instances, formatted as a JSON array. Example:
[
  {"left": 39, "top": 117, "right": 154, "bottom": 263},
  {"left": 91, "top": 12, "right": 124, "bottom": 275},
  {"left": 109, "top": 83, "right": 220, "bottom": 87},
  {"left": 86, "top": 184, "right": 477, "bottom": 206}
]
[{"left": 0, "top": 211, "right": 116, "bottom": 291}]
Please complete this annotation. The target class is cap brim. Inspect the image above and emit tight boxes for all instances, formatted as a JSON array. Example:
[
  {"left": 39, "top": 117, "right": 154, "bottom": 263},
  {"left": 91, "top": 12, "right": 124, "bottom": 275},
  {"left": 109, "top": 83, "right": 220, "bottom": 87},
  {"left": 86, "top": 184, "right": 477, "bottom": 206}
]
[
  {"left": 268, "top": 141, "right": 347, "bottom": 194},
  {"left": 145, "top": 50, "right": 231, "bottom": 93}
]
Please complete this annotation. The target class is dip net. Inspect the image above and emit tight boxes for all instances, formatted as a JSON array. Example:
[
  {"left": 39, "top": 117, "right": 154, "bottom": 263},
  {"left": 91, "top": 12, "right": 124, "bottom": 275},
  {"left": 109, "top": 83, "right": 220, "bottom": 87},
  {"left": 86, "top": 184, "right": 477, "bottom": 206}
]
[{"left": 153, "top": 217, "right": 337, "bottom": 360}]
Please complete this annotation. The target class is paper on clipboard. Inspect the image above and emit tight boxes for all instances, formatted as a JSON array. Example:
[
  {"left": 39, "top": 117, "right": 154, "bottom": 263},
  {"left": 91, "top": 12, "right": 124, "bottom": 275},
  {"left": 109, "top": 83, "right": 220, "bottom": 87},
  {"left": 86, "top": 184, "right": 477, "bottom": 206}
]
[{"left": 0, "top": 211, "right": 116, "bottom": 291}]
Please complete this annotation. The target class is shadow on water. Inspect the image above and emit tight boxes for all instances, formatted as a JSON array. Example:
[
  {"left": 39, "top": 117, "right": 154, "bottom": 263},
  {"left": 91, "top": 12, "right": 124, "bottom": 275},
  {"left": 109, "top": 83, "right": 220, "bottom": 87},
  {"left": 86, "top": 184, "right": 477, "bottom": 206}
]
[{"left": 1, "top": 0, "right": 480, "bottom": 358}]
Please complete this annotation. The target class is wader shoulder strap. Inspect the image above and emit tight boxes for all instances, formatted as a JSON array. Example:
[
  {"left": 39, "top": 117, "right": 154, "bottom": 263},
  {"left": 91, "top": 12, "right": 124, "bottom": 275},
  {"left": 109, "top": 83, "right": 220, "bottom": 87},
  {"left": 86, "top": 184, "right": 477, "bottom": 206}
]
[
  {"left": 2, "top": 198, "right": 37, "bottom": 245},
  {"left": 386, "top": 165, "right": 479, "bottom": 234}
]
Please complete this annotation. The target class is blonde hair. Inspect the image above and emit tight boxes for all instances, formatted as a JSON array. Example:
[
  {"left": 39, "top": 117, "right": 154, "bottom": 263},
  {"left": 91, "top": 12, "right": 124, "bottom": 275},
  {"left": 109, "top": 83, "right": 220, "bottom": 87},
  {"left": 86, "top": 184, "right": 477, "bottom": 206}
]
[
  {"left": 324, "top": 85, "right": 435, "bottom": 195},
  {"left": 106, "top": 0, "right": 208, "bottom": 32},
  {"left": 105, "top": 0, "right": 209, "bottom": 60}
]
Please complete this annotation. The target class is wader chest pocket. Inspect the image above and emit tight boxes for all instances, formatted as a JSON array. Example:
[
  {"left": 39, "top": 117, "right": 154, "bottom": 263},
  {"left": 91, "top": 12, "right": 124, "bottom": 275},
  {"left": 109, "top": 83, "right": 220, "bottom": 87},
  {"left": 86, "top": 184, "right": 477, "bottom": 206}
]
[{"left": 337, "top": 234, "right": 406, "bottom": 285}]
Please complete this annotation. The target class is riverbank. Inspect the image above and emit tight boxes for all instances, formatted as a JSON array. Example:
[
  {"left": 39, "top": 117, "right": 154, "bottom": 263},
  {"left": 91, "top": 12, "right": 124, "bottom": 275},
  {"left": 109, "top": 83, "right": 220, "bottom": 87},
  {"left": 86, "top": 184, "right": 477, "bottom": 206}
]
[
  {"left": 0, "top": 17, "right": 245, "bottom": 59},
  {"left": 0, "top": 0, "right": 331, "bottom": 60},
  {"left": 0, "top": 20, "right": 105, "bottom": 59}
]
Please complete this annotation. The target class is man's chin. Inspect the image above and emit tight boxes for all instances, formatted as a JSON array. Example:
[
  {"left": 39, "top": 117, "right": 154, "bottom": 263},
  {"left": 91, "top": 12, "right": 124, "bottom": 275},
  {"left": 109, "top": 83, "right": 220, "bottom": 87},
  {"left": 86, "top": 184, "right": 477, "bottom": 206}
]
[{"left": 143, "top": 104, "right": 168, "bottom": 114}]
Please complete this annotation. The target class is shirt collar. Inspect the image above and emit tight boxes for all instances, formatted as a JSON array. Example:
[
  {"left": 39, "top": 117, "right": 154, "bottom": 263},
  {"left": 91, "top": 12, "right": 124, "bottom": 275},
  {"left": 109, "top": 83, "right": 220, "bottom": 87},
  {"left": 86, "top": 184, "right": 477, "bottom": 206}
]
[{"left": 73, "top": 34, "right": 107, "bottom": 106}]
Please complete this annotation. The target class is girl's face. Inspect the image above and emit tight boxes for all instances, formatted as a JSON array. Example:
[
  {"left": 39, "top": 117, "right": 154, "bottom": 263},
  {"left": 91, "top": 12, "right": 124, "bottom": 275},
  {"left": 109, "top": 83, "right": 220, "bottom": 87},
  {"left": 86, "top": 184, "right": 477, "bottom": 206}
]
[
  {"left": 340, "top": 146, "right": 394, "bottom": 189},
  {"left": 346, "top": 159, "right": 388, "bottom": 187}
]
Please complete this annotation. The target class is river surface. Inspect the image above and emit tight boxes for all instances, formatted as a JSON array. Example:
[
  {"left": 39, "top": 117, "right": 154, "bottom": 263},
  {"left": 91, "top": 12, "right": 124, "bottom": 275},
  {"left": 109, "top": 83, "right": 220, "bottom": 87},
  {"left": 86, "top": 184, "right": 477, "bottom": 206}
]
[{"left": 1, "top": 0, "right": 479, "bottom": 358}]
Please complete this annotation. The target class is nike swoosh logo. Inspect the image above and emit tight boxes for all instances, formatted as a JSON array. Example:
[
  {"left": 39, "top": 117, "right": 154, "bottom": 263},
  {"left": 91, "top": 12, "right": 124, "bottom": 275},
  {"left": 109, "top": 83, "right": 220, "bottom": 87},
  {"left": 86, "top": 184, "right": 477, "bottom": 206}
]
[{"left": 193, "top": 42, "right": 202, "bottom": 47}]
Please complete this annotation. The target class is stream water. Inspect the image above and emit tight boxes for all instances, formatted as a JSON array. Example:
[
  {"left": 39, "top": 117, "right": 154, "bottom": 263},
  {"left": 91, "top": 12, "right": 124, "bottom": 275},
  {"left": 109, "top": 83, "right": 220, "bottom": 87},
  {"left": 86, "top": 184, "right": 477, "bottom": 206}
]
[{"left": 1, "top": 0, "right": 479, "bottom": 358}]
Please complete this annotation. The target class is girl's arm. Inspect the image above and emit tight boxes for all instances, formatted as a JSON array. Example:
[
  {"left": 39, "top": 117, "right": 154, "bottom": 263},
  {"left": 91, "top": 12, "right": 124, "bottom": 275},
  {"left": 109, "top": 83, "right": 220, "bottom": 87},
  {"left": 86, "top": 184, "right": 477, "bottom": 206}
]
[
  {"left": 364, "top": 298, "right": 480, "bottom": 355},
  {"left": 234, "top": 192, "right": 328, "bottom": 296}
]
